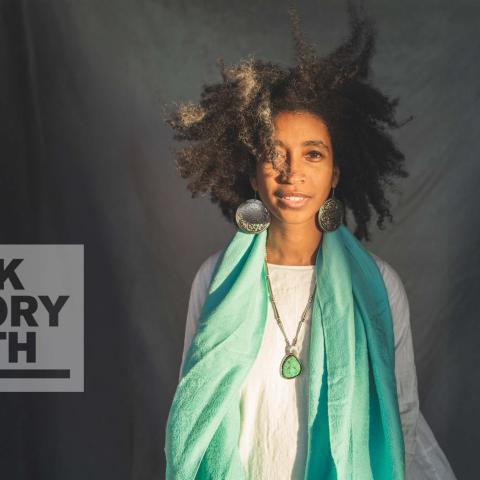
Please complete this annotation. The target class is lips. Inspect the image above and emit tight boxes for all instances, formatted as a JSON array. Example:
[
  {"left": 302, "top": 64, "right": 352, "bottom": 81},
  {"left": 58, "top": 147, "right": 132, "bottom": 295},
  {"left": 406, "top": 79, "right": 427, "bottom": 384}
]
[{"left": 275, "top": 191, "right": 311, "bottom": 209}]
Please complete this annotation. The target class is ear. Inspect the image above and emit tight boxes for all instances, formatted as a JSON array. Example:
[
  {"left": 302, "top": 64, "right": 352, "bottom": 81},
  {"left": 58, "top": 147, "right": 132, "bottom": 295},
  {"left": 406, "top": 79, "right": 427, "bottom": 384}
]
[
  {"left": 249, "top": 175, "right": 257, "bottom": 192},
  {"left": 332, "top": 165, "right": 340, "bottom": 188}
]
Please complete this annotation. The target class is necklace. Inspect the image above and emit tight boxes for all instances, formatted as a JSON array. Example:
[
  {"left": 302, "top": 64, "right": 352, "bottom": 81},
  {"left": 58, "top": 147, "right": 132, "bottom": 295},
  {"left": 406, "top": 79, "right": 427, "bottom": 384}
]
[{"left": 264, "top": 254, "right": 316, "bottom": 379}]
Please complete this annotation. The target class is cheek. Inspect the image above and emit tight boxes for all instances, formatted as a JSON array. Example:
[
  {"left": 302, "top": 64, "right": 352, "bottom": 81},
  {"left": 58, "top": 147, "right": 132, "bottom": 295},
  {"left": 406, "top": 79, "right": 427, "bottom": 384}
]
[
  {"left": 309, "top": 163, "right": 334, "bottom": 187},
  {"left": 255, "top": 167, "right": 276, "bottom": 191}
]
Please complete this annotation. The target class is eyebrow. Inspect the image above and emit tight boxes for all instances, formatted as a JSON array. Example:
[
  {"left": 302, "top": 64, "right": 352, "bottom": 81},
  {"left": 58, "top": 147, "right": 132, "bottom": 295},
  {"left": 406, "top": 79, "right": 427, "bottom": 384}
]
[{"left": 273, "top": 139, "right": 330, "bottom": 151}]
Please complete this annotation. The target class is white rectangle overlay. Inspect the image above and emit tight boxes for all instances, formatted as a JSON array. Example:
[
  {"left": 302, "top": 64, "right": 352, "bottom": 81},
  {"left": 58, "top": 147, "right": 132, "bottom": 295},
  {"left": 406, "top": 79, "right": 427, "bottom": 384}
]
[{"left": 0, "top": 245, "right": 84, "bottom": 392}]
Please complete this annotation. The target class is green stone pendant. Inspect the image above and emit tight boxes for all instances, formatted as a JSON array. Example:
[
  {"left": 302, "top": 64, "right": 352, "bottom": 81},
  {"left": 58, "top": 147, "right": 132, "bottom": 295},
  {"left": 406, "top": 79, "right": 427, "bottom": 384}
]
[{"left": 280, "top": 353, "right": 302, "bottom": 379}]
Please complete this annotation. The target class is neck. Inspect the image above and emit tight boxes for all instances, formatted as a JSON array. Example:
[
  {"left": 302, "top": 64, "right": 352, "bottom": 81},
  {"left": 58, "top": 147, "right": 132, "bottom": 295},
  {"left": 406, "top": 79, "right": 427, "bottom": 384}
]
[{"left": 265, "top": 216, "right": 322, "bottom": 266}]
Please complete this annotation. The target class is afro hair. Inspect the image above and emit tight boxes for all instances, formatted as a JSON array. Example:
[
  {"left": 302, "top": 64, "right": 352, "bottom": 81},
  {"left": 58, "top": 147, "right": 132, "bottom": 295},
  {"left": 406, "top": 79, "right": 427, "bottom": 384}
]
[{"left": 164, "top": 1, "right": 413, "bottom": 241}]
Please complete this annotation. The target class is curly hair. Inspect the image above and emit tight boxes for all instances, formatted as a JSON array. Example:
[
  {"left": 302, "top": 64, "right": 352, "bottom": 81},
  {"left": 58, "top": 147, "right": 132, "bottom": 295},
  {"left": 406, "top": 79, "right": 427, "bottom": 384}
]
[{"left": 163, "top": 1, "right": 413, "bottom": 241}]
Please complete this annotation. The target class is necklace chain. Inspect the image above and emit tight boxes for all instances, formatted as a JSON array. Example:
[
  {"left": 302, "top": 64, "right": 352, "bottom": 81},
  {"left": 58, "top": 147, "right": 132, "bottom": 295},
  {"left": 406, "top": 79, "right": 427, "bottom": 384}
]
[{"left": 264, "top": 253, "right": 316, "bottom": 350}]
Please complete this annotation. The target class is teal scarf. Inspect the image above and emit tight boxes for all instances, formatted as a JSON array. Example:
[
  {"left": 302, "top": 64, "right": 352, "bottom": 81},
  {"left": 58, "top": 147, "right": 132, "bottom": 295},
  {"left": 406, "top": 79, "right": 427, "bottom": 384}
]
[{"left": 165, "top": 224, "right": 405, "bottom": 479}]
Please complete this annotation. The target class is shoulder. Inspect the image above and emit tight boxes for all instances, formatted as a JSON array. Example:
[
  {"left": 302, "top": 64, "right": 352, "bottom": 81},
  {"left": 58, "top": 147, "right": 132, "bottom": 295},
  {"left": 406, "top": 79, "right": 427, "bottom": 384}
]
[
  {"left": 191, "top": 247, "right": 224, "bottom": 293},
  {"left": 184, "top": 247, "right": 224, "bottom": 336},
  {"left": 367, "top": 249, "right": 411, "bottom": 348},
  {"left": 368, "top": 250, "right": 409, "bottom": 307},
  {"left": 192, "top": 246, "right": 409, "bottom": 312}
]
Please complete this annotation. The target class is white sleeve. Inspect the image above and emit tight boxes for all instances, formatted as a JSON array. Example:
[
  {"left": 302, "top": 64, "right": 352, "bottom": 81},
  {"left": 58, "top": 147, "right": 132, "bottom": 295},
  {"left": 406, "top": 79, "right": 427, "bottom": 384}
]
[
  {"left": 373, "top": 254, "right": 419, "bottom": 471},
  {"left": 177, "top": 250, "right": 223, "bottom": 383}
]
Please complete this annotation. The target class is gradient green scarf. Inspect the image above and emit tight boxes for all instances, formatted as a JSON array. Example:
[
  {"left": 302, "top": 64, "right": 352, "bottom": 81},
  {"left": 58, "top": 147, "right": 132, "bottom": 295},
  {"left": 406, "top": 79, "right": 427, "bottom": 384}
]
[{"left": 165, "top": 224, "right": 405, "bottom": 479}]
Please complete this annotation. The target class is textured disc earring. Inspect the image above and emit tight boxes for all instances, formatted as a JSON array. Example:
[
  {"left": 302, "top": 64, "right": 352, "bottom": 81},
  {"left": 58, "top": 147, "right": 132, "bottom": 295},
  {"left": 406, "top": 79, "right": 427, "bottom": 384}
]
[
  {"left": 318, "top": 186, "right": 344, "bottom": 232},
  {"left": 235, "top": 191, "right": 271, "bottom": 234}
]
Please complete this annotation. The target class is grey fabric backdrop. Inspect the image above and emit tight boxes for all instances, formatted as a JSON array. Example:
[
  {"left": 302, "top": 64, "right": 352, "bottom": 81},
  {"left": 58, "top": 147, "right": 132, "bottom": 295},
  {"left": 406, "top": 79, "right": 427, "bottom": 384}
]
[{"left": 0, "top": 0, "right": 478, "bottom": 478}]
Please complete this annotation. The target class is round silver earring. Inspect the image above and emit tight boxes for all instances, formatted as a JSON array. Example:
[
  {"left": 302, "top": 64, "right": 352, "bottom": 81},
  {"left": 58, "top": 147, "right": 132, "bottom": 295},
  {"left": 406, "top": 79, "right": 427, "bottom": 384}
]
[
  {"left": 235, "top": 191, "right": 271, "bottom": 234},
  {"left": 318, "top": 186, "right": 344, "bottom": 232}
]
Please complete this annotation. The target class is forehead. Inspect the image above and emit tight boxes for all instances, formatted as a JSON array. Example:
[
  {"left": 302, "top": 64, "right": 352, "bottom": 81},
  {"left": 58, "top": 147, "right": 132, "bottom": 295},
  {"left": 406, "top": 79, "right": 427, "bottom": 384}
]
[{"left": 272, "top": 111, "right": 331, "bottom": 146}]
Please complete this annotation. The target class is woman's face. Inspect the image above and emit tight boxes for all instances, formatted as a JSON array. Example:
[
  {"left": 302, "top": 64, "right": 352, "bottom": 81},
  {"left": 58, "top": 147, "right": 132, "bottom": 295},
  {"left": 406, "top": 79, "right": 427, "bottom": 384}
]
[{"left": 250, "top": 110, "right": 340, "bottom": 227}]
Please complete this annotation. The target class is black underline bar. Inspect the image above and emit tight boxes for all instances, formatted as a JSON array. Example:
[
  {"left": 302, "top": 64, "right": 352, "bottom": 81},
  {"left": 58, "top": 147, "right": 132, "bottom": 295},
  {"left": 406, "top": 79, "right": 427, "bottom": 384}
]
[{"left": 0, "top": 369, "right": 70, "bottom": 378}]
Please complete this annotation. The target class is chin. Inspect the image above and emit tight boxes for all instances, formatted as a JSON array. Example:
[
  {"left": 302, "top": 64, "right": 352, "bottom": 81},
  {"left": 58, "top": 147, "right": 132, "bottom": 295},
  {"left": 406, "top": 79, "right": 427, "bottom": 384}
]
[{"left": 272, "top": 210, "right": 317, "bottom": 225}]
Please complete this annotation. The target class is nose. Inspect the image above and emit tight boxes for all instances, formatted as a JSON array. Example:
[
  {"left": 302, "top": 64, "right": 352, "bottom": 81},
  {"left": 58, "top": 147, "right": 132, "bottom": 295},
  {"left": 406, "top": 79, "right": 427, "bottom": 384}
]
[{"left": 274, "top": 151, "right": 306, "bottom": 183}]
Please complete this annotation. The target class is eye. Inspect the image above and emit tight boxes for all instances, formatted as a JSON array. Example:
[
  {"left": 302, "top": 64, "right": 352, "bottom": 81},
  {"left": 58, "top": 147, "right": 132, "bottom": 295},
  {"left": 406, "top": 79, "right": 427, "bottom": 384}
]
[{"left": 305, "top": 150, "right": 324, "bottom": 160}]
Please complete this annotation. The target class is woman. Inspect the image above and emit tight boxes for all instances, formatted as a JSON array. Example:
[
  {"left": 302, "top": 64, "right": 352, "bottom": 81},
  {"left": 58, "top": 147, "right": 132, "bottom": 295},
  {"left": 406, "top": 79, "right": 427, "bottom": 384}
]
[{"left": 164, "top": 4, "right": 457, "bottom": 479}]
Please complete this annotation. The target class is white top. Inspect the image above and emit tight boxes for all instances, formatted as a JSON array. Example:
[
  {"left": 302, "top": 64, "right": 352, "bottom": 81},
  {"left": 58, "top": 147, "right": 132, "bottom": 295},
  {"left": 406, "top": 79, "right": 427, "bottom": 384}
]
[{"left": 179, "top": 248, "right": 457, "bottom": 479}]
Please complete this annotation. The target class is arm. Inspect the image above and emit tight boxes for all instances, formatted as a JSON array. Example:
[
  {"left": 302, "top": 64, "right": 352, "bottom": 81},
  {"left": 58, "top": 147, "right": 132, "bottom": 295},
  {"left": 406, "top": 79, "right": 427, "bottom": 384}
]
[
  {"left": 178, "top": 249, "right": 223, "bottom": 382},
  {"left": 373, "top": 254, "right": 419, "bottom": 471}
]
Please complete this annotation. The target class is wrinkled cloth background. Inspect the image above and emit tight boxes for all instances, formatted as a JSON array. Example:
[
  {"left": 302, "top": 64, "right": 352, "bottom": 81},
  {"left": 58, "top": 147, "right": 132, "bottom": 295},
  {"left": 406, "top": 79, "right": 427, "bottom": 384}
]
[{"left": 0, "top": 0, "right": 478, "bottom": 478}]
